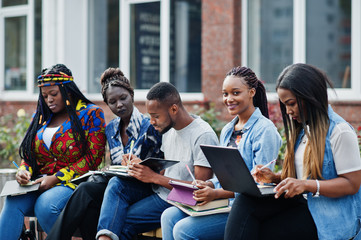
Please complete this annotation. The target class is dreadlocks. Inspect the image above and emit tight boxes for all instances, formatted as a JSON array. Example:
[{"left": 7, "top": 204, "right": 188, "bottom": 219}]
[
  {"left": 226, "top": 66, "right": 269, "bottom": 118},
  {"left": 19, "top": 64, "right": 94, "bottom": 177}
]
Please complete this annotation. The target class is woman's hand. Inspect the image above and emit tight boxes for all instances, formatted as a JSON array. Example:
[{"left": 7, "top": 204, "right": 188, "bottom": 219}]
[
  {"left": 16, "top": 170, "right": 31, "bottom": 185},
  {"left": 34, "top": 175, "right": 60, "bottom": 192},
  {"left": 193, "top": 179, "right": 214, "bottom": 188},
  {"left": 122, "top": 154, "right": 141, "bottom": 166},
  {"left": 274, "top": 177, "right": 307, "bottom": 199},
  {"left": 252, "top": 165, "right": 278, "bottom": 184},
  {"left": 193, "top": 185, "right": 217, "bottom": 206}
]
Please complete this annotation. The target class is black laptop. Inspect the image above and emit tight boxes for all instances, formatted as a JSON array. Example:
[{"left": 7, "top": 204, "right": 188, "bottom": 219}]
[{"left": 200, "top": 144, "right": 275, "bottom": 197}]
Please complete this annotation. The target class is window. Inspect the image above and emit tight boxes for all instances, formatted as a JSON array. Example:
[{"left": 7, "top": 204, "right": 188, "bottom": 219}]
[
  {"left": 4, "top": 16, "right": 27, "bottom": 90},
  {"left": 243, "top": 0, "right": 359, "bottom": 100},
  {"left": 306, "top": 0, "right": 351, "bottom": 88},
  {"left": 246, "top": 0, "right": 293, "bottom": 91},
  {"left": 0, "top": 0, "right": 42, "bottom": 95},
  {"left": 87, "top": 0, "right": 202, "bottom": 96},
  {"left": 129, "top": 1, "right": 161, "bottom": 89},
  {"left": 88, "top": 0, "right": 119, "bottom": 94},
  {"left": 170, "top": 0, "right": 201, "bottom": 92},
  {"left": 2, "top": 0, "right": 27, "bottom": 7}
]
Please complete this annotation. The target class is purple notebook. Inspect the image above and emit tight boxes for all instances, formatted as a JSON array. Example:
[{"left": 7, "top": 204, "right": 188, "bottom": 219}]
[{"left": 167, "top": 180, "right": 199, "bottom": 206}]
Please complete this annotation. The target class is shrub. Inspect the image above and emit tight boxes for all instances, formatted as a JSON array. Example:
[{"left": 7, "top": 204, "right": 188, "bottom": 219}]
[
  {"left": 192, "top": 103, "right": 227, "bottom": 137},
  {"left": 0, "top": 109, "right": 31, "bottom": 167}
]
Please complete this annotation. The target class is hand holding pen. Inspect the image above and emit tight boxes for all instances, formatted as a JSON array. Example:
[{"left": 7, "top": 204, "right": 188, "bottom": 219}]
[
  {"left": 252, "top": 159, "right": 278, "bottom": 184},
  {"left": 123, "top": 140, "right": 135, "bottom": 166},
  {"left": 13, "top": 161, "right": 31, "bottom": 185}
]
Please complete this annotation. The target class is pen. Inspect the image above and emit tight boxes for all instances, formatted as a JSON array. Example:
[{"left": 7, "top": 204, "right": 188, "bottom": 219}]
[
  {"left": 251, "top": 159, "right": 277, "bottom": 174},
  {"left": 12, "top": 161, "right": 20, "bottom": 169},
  {"left": 185, "top": 164, "right": 196, "bottom": 182},
  {"left": 128, "top": 140, "right": 135, "bottom": 165}
]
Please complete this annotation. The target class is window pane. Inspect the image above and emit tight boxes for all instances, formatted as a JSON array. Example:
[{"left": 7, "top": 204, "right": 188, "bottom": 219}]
[
  {"left": 170, "top": 0, "right": 201, "bottom": 93},
  {"left": 130, "top": 2, "right": 160, "bottom": 89},
  {"left": 306, "top": 0, "right": 351, "bottom": 88},
  {"left": 4, "top": 16, "right": 27, "bottom": 91},
  {"left": 88, "top": 0, "right": 119, "bottom": 93},
  {"left": 247, "top": 0, "right": 293, "bottom": 91},
  {"left": 34, "top": 0, "right": 42, "bottom": 93},
  {"left": 2, "top": 0, "right": 27, "bottom": 7}
]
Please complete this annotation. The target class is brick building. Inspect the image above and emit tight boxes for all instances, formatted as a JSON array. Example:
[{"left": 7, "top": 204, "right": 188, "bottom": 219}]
[{"left": 1, "top": 0, "right": 361, "bottom": 128}]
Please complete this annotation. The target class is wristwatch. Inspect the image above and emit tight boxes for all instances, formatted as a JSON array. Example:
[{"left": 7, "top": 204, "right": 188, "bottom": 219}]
[{"left": 313, "top": 179, "right": 320, "bottom": 197}]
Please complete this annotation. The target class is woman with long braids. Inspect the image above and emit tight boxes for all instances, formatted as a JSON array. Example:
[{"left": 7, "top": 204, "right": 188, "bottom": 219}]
[
  {"left": 46, "top": 67, "right": 163, "bottom": 240},
  {"left": 161, "top": 66, "right": 282, "bottom": 240},
  {"left": 226, "top": 63, "right": 361, "bottom": 240},
  {"left": 0, "top": 64, "right": 106, "bottom": 239}
]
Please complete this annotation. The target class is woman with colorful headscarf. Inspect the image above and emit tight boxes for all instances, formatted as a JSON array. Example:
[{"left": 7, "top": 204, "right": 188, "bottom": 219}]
[{"left": 0, "top": 64, "right": 106, "bottom": 239}]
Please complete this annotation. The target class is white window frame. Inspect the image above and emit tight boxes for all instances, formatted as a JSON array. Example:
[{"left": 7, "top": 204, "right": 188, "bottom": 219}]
[
  {"left": 0, "top": 0, "right": 35, "bottom": 101},
  {"left": 120, "top": 0, "right": 203, "bottom": 101},
  {"left": 242, "top": 0, "right": 361, "bottom": 102}
]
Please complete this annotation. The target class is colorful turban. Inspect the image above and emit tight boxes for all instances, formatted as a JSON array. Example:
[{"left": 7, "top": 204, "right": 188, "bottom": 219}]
[{"left": 37, "top": 71, "right": 74, "bottom": 87}]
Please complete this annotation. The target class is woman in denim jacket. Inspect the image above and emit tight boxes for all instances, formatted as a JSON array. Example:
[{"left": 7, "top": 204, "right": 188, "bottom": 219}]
[
  {"left": 161, "top": 66, "right": 282, "bottom": 240},
  {"left": 226, "top": 63, "right": 361, "bottom": 240}
]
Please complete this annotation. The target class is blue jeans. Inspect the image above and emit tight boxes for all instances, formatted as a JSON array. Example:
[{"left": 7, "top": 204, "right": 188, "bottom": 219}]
[
  {"left": 0, "top": 185, "right": 73, "bottom": 240},
  {"left": 96, "top": 176, "right": 171, "bottom": 240},
  {"left": 161, "top": 206, "right": 229, "bottom": 240}
]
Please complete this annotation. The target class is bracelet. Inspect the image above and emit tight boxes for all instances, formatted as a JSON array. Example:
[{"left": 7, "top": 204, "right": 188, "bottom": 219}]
[{"left": 313, "top": 179, "right": 320, "bottom": 197}]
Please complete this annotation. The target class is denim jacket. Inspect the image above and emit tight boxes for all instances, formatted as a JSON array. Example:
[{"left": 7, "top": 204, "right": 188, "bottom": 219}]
[
  {"left": 106, "top": 107, "right": 163, "bottom": 165},
  {"left": 210, "top": 108, "right": 282, "bottom": 205},
  {"left": 295, "top": 106, "right": 361, "bottom": 240}
]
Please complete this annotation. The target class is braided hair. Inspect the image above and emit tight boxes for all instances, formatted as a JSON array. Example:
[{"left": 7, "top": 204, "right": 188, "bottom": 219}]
[
  {"left": 100, "top": 68, "right": 134, "bottom": 104},
  {"left": 226, "top": 66, "right": 269, "bottom": 118},
  {"left": 19, "top": 64, "right": 93, "bottom": 177}
]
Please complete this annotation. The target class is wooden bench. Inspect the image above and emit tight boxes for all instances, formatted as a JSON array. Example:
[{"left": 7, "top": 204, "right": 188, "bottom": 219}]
[{"left": 139, "top": 228, "right": 162, "bottom": 239}]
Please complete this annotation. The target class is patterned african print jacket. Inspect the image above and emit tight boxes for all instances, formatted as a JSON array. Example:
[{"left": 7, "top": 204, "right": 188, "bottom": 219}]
[
  {"left": 107, "top": 106, "right": 163, "bottom": 165},
  {"left": 20, "top": 103, "right": 106, "bottom": 189}
]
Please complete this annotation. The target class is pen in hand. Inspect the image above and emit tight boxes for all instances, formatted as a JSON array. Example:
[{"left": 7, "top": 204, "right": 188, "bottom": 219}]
[
  {"left": 185, "top": 164, "right": 196, "bottom": 182},
  {"left": 251, "top": 159, "right": 277, "bottom": 175},
  {"left": 13, "top": 161, "right": 32, "bottom": 184},
  {"left": 127, "top": 140, "right": 135, "bottom": 166},
  {"left": 12, "top": 161, "right": 20, "bottom": 169}
]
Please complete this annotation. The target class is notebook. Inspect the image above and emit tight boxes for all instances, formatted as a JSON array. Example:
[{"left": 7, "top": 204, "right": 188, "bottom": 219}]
[
  {"left": 0, "top": 180, "right": 40, "bottom": 197},
  {"left": 167, "top": 200, "right": 232, "bottom": 217},
  {"left": 71, "top": 158, "right": 180, "bottom": 184},
  {"left": 106, "top": 158, "right": 180, "bottom": 176},
  {"left": 200, "top": 145, "right": 275, "bottom": 197},
  {"left": 167, "top": 180, "right": 199, "bottom": 206}
]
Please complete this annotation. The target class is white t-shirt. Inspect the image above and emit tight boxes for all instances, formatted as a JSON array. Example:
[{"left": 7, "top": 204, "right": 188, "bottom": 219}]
[
  {"left": 152, "top": 116, "right": 219, "bottom": 201},
  {"left": 295, "top": 122, "right": 361, "bottom": 179},
  {"left": 43, "top": 126, "right": 60, "bottom": 148}
]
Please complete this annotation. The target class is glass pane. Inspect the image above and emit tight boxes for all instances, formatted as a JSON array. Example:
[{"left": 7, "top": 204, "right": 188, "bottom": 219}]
[
  {"left": 130, "top": 2, "right": 160, "bottom": 89},
  {"left": 170, "top": 0, "right": 201, "bottom": 93},
  {"left": 4, "top": 16, "right": 27, "bottom": 91},
  {"left": 2, "top": 0, "right": 27, "bottom": 7},
  {"left": 34, "top": 0, "right": 42, "bottom": 93},
  {"left": 88, "top": 0, "right": 119, "bottom": 93},
  {"left": 247, "top": 0, "right": 293, "bottom": 92},
  {"left": 306, "top": 0, "right": 351, "bottom": 88}
]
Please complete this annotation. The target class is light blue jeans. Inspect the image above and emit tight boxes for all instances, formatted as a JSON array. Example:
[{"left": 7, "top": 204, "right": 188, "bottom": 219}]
[
  {"left": 96, "top": 176, "right": 171, "bottom": 240},
  {"left": 161, "top": 206, "right": 229, "bottom": 240},
  {"left": 0, "top": 185, "right": 73, "bottom": 240}
]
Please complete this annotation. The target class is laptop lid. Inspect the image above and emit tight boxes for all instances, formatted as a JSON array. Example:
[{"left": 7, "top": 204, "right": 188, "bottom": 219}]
[{"left": 200, "top": 144, "right": 275, "bottom": 197}]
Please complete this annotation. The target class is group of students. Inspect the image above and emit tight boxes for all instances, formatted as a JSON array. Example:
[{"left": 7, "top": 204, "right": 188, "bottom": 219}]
[{"left": 0, "top": 62, "right": 360, "bottom": 240}]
